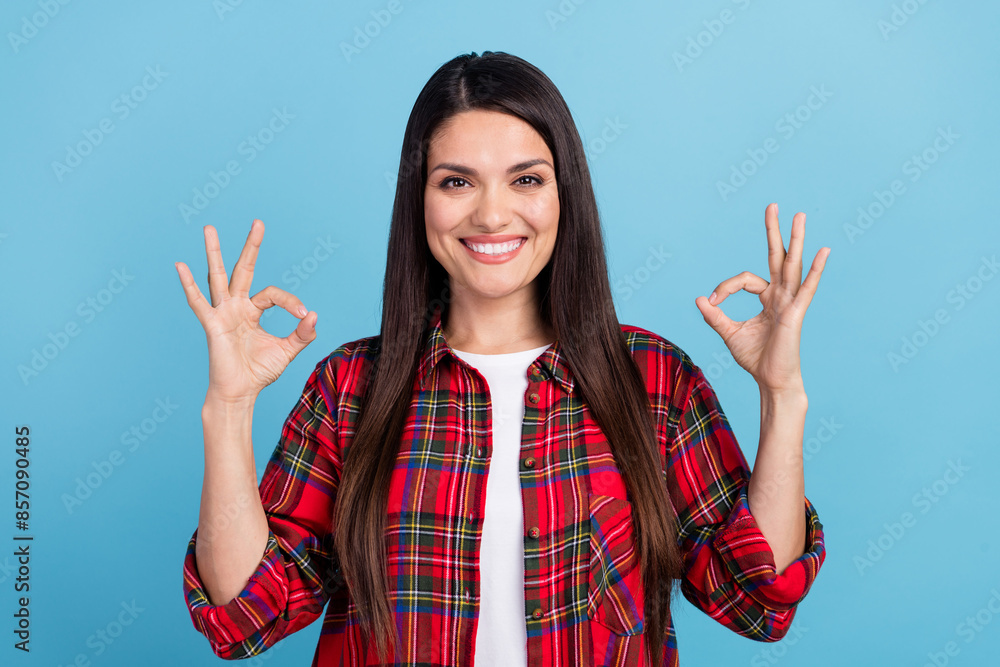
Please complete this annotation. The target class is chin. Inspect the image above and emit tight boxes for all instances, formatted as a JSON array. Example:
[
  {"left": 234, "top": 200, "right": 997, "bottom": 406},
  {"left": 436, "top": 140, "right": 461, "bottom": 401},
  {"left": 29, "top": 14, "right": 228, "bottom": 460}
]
[{"left": 466, "top": 278, "right": 525, "bottom": 300}]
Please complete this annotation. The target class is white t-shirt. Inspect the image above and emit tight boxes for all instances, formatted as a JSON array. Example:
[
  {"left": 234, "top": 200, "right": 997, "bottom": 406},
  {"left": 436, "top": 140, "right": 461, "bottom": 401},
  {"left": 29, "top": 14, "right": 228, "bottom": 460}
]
[{"left": 451, "top": 342, "right": 553, "bottom": 667}]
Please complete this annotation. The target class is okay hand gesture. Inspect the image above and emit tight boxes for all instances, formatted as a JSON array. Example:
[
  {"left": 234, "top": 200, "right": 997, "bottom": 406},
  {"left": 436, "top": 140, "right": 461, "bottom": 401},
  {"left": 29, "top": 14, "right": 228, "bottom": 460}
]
[
  {"left": 695, "top": 203, "right": 830, "bottom": 394},
  {"left": 174, "top": 220, "right": 318, "bottom": 404}
]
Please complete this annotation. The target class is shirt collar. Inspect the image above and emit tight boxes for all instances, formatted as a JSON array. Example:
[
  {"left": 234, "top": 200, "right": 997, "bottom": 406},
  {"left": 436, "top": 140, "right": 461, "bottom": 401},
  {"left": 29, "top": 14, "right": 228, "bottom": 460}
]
[{"left": 417, "top": 303, "right": 575, "bottom": 394}]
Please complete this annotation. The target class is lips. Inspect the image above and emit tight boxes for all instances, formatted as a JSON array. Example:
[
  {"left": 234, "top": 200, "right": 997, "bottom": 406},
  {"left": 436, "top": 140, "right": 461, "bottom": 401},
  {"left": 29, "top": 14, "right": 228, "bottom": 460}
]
[
  {"left": 458, "top": 235, "right": 529, "bottom": 264},
  {"left": 461, "top": 237, "right": 526, "bottom": 255}
]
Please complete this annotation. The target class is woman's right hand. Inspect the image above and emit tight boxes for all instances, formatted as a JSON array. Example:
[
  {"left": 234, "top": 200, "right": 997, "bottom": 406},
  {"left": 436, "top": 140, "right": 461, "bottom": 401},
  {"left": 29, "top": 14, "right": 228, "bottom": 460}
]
[{"left": 174, "top": 219, "right": 318, "bottom": 404}]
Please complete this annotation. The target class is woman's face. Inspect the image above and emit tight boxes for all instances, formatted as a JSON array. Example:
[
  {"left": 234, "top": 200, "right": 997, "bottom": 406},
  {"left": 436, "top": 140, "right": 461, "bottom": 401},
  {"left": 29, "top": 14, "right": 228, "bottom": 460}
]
[{"left": 424, "top": 109, "right": 559, "bottom": 307}]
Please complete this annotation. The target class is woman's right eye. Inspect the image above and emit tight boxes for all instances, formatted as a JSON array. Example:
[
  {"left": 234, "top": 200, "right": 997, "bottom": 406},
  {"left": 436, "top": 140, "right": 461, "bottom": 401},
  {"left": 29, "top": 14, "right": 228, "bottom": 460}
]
[{"left": 440, "top": 177, "right": 469, "bottom": 189}]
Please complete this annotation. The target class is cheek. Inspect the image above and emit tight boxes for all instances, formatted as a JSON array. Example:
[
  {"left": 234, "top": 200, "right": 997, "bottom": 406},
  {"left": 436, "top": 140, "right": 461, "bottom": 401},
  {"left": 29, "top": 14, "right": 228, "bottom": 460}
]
[
  {"left": 522, "top": 190, "right": 559, "bottom": 227},
  {"left": 424, "top": 202, "right": 448, "bottom": 243},
  {"left": 538, "top": 195, "right": 559, "bottom": 257},
  {"left": 534, "top": 193, "right": 560, "bottom": 237},
  {"left": 424, "top": 193, "right": 462, "bottom": 232},
  {"left": 423, "top": 191, "right": 437, "bottom": 228}
]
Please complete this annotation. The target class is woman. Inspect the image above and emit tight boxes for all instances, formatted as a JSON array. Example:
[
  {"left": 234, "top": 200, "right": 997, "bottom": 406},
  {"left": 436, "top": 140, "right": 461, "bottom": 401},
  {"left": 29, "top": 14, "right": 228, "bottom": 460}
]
[{"left": 176, "top": 51, "right": 828, "bottom": 666}]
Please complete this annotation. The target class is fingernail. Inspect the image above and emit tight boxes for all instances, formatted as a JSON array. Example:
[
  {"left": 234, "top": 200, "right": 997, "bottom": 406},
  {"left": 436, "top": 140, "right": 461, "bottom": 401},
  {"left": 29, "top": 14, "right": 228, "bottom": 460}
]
[
  {"left": 298, "top": 306, "right": 307, "bottom": 317},
  {"left": 709, "top": 292, "right": 717, "bottom": 304}
]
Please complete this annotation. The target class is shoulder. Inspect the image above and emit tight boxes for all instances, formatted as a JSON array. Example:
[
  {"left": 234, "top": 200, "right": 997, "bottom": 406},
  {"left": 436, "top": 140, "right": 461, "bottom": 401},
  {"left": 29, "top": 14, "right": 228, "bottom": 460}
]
[
  {"left": 619, "top": 323, "right": 697, "bottom": 377},
  {"left": 309, "top": 333, "right": 381, "bottom": 411},
  {"left": 618, "top": 323, "right": 706, "bottom": 412}
]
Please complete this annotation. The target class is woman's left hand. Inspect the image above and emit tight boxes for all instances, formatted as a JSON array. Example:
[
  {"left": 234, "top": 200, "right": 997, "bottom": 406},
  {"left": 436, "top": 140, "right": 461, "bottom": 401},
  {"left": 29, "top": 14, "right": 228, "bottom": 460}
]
[{"left": 695, "top": 203, "right": 830, "bottom": 394}]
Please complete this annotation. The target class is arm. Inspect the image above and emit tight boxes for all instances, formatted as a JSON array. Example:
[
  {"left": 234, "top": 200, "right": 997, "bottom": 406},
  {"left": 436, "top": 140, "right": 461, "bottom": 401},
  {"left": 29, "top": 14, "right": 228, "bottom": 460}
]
[
  {"left": 182, "top": 356, "right": 343, "bottom": 659},
  {"left": 668, "top": 362, "right": 825, "bottom": 642},
  {"left": 681, "top": 203, "right": 829, "bottom": 637},
  {"left": 746, "top": 385, "right": 809, "bottom": 574},
  {"left": 194, "top": 394, "right": 270, "bottom": 605},
  {"left": 175, "top": 221, "right": 336, "bottom": 657}
]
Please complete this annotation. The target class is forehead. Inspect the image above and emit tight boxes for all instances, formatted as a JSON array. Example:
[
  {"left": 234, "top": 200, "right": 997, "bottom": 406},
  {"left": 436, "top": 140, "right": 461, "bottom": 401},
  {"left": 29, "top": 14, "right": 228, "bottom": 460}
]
[{"left": 427, "top": 110, "right": 551, "bottom": 161}]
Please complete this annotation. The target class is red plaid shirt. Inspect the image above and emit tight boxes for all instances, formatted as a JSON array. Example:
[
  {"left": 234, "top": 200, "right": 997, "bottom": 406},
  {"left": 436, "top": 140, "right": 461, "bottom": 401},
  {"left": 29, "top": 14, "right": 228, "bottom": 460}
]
[{"left": 182, "top": 307, "right": 825, "bottom": 666}]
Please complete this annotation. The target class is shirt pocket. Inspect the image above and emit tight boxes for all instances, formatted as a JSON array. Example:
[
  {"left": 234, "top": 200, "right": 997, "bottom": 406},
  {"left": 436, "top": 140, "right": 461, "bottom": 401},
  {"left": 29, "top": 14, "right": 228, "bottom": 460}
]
[{"left": 587, "top": 493, "right": 644, "bottom": 636}]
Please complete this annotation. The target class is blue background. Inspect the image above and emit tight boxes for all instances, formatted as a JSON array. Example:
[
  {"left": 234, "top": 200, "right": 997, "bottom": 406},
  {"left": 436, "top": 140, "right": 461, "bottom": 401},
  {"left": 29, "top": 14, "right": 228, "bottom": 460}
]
[{"left": 2, "top": 1, "right": 998, "bottom": 665}]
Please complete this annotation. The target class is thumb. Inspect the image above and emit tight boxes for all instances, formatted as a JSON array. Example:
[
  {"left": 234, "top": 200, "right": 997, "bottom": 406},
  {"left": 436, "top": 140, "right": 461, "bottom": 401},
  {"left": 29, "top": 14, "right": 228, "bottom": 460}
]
[
  {"left": 283, "top": 310, "right": 318, "bottom": 357},
  {"left": 695, "top": 296, "right": 734, "bottom": 339}
]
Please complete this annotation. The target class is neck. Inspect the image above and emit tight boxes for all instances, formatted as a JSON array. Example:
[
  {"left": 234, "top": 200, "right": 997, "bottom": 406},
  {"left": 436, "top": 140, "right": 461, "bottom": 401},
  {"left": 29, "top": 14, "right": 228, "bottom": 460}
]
[{"left": 442, "top": 283, "right": 555, "bottom": 354}]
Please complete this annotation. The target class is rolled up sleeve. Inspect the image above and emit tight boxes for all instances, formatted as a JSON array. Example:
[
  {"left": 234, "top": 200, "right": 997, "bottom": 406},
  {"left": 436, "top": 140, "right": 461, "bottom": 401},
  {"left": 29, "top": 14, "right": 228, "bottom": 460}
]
[
  {"left": 666, "top": 359, "right": 826, "bottom": 642},
  {"left": 181, "top": 355, "right": 344, "bottom": 659}
]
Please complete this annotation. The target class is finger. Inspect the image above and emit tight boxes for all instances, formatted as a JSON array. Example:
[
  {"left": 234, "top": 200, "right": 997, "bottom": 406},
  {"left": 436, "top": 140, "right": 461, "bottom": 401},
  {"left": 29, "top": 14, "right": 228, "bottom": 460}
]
[
  {"left": 175, "top": 261, "right": 213, "bottom": 325},
  {"left": 765, "top": 202, "right": 786, "bottom": 286},
  {"left": 708, "top": 271, "right": 770, "bottom": 306},
  {"left": 250, "top": 285, "right": 309, "bottom": 319},
  {"left": 695, "top": 295, "right": 738, "bottom": 340},
  {"left": 204, "top": 225, "right": 230, "bottom": 307},
  {"left": 230, "top": 219, "right": 264, "bottom": 299},
  {"left": 281, "top": 310, "right": 318, "bottom": 359},
  {"left": 792, "top": 247, "right": 830, "bottom": 313},
  {"left": 783, "top": 211, "right": 806, "bottom": 293}
]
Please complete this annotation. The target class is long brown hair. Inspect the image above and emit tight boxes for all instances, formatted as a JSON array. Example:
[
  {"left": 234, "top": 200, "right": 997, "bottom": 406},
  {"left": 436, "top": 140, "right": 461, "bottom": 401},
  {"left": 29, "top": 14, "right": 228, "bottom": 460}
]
[{"left": 333, "top": 51, "right": 685, "bottom": 664}]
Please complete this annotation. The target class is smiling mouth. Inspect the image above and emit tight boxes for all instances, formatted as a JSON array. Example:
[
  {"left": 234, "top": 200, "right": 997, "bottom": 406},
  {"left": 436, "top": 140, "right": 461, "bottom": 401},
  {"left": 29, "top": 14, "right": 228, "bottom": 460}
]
[{"left": 461, "top": 237, "right": 526, "bottom": 255}]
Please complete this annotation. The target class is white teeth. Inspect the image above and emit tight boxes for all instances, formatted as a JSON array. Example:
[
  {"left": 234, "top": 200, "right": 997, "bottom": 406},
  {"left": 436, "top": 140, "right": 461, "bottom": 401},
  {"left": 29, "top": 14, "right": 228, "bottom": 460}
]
[{"left": 463, "top": 238, "right": 524, "bottom": 255}]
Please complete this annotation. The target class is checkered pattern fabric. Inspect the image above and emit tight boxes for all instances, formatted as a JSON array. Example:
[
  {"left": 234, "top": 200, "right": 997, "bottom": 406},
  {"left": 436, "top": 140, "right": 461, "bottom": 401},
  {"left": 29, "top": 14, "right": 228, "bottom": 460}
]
[{"left": 182, "top": 307, "right": 825, "bottom": 666}]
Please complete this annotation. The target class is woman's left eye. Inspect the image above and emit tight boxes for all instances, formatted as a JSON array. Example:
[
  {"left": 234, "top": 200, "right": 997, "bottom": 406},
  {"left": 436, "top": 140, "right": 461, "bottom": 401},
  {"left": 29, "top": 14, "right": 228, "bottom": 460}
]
[{"left": 515, "top": 175, "right": 543, "bottom": 186}]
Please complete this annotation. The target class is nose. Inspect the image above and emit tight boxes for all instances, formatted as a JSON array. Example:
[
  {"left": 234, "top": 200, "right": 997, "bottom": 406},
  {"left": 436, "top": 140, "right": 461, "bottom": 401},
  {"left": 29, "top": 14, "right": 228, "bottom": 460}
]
[{"left": 471, "top": 183, "right": 511, "bottom": 231}]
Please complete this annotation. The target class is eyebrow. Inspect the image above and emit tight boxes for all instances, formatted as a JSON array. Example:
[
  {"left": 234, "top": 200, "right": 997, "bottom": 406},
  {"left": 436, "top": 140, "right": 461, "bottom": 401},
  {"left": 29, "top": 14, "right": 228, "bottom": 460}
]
[{"left": 427, "top": 158, "right": 554, "bottom": 177}]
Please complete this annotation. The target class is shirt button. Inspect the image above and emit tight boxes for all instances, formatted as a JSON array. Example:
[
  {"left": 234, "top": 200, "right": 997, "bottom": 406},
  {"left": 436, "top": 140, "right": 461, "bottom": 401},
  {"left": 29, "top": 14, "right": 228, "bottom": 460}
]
[
  {"left": 523, "top": 457, "right": 536, "bottom": 469},
  {"left": 532, "top": 608, "right": 544, "bottom": 620},
  {"left": 478, "top": 447, "right": 485, "bottom": 457},
  {"left": 527, "top": 527, "right": 540, "bottom": 539},
  {"left": 528, "top": 392, "right": 539, "bottom": 404},
  {"left": 464, "top": 589, "right": 471, "bottom": 602}
]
